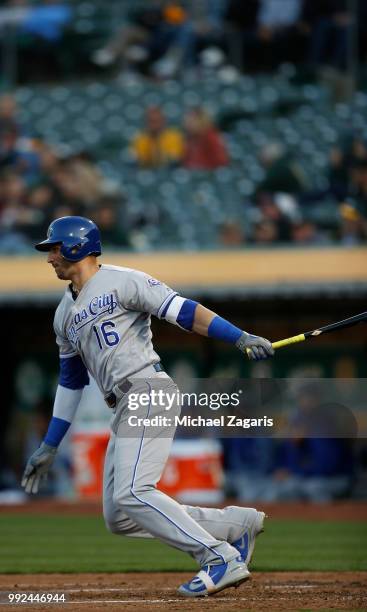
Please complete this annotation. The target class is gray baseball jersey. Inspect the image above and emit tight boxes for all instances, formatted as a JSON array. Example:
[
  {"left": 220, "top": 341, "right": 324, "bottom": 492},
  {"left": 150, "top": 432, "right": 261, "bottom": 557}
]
[{"left": 54, "top": 264, "right": 177, "bottom": 395}]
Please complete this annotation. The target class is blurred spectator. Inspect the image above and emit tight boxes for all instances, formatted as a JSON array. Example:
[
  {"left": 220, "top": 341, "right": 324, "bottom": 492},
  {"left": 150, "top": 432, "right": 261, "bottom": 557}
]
[
  {"left": 150, "top": 2, "right": 197, "bottom": 78},
  {"left": 252, "top": 219, "right": 279, "bottom": 244},
  {"left": 92, "top": 1, "right": 196, "bottom": 78},
  {"left": 0, "top": 102, "right": 42, "bottom": 183},
  {"left": 62, "top": 151, "right": 106, "bottom": 208},
  {"left": 273, "top": 384, "right": 355, "bottom": 502},
  {"left": 223, "top": 437, "right": 278, "bottom": 502},
  {"left": 0, "top": 94, "right": 22, "bottom": 133},
  {"left": 218, "top": 220, "right": 245, "bottom": 247},
  {"left": 257, "top": 142, "right": 309, "bottom": 195},
  {"left": 224, "top": 0, "right": 304, "bottom": 72},
  {"left": 301, "top": 0, "right": 354, "bottom": 72},
  {"left": 339, "top": 202, "right": 367, "bottom": 245},
  {"left": 348, "top": 159, "right": 367, "bottom": 217},
  {"left": 299, "top": 135, "right": 367, "bottom": 210},
  {"left": 131, "top": 106, "right": 184, "bottom": 168},
  {"left": 93, "top": 198, "right": 129, "bottom": 249},
  {"left": 182, "top": 107, "right": 229, "bottom": 170},
  {"left": 275, "top": 438, "right": 355, "bottom": 501},
  {"left": 0, "top": 114, "right": 128, "bottom": 252},
  {"left": 0, "top": 123, "right": 19, "bottom": 168},
  {"left": 92, "top": 3, "right": 164, "bottom": 71},
  {"left": 291, "top": 219, "right": 331, "bottom": 245},
  {"left": 254, "top": 192, "right": 293, "bottom": 242}
]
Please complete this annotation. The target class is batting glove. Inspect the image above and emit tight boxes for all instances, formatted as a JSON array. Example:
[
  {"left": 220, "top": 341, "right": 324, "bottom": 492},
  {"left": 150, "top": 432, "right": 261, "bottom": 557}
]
[
  {"left": 21, "top": 442, "right": 57, "bottom": 494},
  {"left": 236, "top": 331, "right": 274, "bottom": 361}
]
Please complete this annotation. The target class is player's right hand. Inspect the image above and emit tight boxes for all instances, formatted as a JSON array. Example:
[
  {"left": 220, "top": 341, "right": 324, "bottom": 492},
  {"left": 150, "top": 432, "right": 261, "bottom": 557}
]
[
  {"left": 236, "top": 331, "right": 274, "bottom": 361},
  {"left": 21, "top": 442, "right": 57, "bottom": 494}
]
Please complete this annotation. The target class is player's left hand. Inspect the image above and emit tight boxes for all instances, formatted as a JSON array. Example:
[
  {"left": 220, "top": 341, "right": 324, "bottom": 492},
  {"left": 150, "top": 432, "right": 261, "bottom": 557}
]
[
  {"left": 237, "top": 332, "right": 274, "bottom": 361},
  {"left": 21, "top": 443, "right": 57, "bottom": 494}
]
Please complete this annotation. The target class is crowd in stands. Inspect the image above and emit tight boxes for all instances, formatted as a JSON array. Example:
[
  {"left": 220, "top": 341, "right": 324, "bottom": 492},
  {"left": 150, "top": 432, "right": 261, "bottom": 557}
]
[
  {"left": 90, "top": 0, "right": 367, "bottom": 80},
  {"left": 0, "top": 93, "right": 129, "bottom": 252},
  {"left": 1, "top": 89, "right": 367, "bottom": 251},
  {"left": 223, "top": 384, "right": 358, "bottom": 503},
  {"left": 0, "top": 0, "right": 366, "bottom": 84}
]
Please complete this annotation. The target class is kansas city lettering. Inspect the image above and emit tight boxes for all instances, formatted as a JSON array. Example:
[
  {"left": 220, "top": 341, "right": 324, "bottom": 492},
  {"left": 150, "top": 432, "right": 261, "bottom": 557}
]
[
  {"left": 73, "top": 292, "right": 118, "bottom": 324},
  {"left": 67, "top": 292, "right": 118, "bottom": 343}
]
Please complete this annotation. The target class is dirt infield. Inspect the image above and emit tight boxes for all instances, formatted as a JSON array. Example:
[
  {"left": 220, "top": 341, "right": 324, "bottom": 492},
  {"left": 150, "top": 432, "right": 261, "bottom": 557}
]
[
  {"left": 0, "top": 571, "right": 366, "bottom": 611},
  {"left": 1, "top": 499, "right": 367, "bottom": 521},
  {"left": 1, "top": 502, "right": 366, "bottom": 610}
]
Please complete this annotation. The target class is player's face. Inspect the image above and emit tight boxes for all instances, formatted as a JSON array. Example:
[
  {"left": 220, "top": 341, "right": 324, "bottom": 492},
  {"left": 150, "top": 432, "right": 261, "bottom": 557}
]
[{"left": 47, "top": 244, "right": 75, "bottom": 280}]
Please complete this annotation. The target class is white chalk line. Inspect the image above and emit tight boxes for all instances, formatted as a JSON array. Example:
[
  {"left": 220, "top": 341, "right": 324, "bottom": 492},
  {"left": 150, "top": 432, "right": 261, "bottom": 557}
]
[
  {"left": 71, "top": 598, "right": 294, "bottom": 604},
  {"left": 1, "top": 584, "right": 320, "bottom": 594}
]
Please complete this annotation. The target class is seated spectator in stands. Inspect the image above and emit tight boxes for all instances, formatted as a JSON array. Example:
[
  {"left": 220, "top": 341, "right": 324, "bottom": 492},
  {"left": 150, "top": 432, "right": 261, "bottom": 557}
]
[
  {"left": 275, "top": 437, "right": 355, "bottom": 501},
  {"left": 92, "top": 2, "right": 164, "bottom": 70},
  {"left": 328, "top": 145, "right": 352, "bottom": 201},
  {"left": 38, "top": 142, "right": 60, "bottom": 176},
  {"left": 25, "top": 183, "right": 55, "bottom": 240},
  {"left": 0, "top": 170, "right": 36, "bottom": 252},
  {"left": 93, "top": 199, "right": 129, "bottom": 249},
  {"left": 299, "top": 135, "right": 367, "bottom": 209},
  {"left": 45, "top": 150, "right": 111, "bottom": 213},
  {"left": 218, "top": 220, "right": 245, "bottom": 247},
  {"left": 0, "top": 94, "right": 22, "bottom": 134},
  {"left": 0, "top": 169, "right": 26, "bottom": 206},
  {"left": 348, "top": 159, "right": 367, "bottom": 219},
  {"left": 182, "top": 107, "right": 229, "bottom": 170},
  {"left": 291, "top": 219, "right": 331, "bottom": 245},
  {"left": 48, "top": 160, "right": 85, "bottom": 213},
  {"left": 222, "top": 438, "right": 278, "bottom": 502},
  {"left": 257, "top": 142, "right": 309, "bottom": 195},
  {"left": 149, "top": 2, "right": 197, "bottom": 78},
  {"left": 131, "top": 106, "right": 184, "bottom": 168},
  {"left": 328, "top": 136, "right": 367, "bottom": 200},
  {"left": 0, "top": 123, "right": 19, "bottom": 169},
  {"left": 0, "top": 121, "right": 42, "bottom": 183},
  {"left": 255, "top": 191, "right": 292, "bottom": 241},
  {"left": 338, "top": 202, "right": 367, "bottom": 245},
  {"left": 92, "top": 1, "right": 196, "bottom": 78},
  {"left": 64, "top": 151, "right": 106, "bottom": 208},
  {"left": 252, "top": 219, "right": 279, "bottom": 244},
  {"left": 272, "top": 383, "right": 355, "bottom": 502}
]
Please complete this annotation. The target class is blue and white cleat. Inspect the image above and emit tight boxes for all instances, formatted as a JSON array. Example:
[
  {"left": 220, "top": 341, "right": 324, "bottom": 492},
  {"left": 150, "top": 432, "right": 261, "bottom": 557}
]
[
  {"left": 232, "top": 508, "right": 266, "bottom": 567},
  {"left": 177, "top": 556, "right": 250, "bottom": 597}
]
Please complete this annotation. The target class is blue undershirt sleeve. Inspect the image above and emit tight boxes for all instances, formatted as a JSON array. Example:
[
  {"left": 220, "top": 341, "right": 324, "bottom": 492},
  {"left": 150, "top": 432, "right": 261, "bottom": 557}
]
[
  {"left": 59, "top": 355, "right": 89, "bottom": 390},
  {"left": 207, "top": 316, "right": 243, "bottom": 344},
  {"left": 44, "top": 417, "right": 71, "bottom": 447}
]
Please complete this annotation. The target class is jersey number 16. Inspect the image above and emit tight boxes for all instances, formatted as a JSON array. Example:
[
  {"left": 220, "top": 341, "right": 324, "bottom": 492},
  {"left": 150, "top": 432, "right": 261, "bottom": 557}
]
[{"left": 93, "top": 320, "right": 120, "bottom": 349}]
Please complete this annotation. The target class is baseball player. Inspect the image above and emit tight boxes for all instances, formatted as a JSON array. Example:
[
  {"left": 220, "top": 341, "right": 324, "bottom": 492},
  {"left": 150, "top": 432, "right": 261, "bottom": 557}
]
[{"left": 21, "top": 216, "right": 274, "bottom": 597}]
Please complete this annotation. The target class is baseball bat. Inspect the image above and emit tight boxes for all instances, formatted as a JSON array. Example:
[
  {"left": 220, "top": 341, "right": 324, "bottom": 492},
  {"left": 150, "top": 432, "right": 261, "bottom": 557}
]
[{"left": 271, "top": 311, "right": 367, "bottom": 351}]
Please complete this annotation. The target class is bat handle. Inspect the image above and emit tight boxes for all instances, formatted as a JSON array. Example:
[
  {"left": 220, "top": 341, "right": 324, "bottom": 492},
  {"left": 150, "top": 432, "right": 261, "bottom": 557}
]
[
  {"left": 272, "top": 334, "right": 306, "bottom": 349},
  {"left": 245, "top": 333, "right": 306, "bottom": 358}
]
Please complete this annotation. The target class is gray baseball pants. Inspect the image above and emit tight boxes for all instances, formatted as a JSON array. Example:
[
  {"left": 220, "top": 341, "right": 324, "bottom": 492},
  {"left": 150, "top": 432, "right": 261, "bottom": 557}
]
[{"left": 102, "top": 370, "right": 241, "bottom": 567}]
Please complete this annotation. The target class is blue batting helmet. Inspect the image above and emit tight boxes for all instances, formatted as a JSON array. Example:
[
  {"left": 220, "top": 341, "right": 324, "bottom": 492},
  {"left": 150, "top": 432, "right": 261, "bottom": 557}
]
[{"left": 35, "top": 216, "right": 102, "bottom": 262}]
